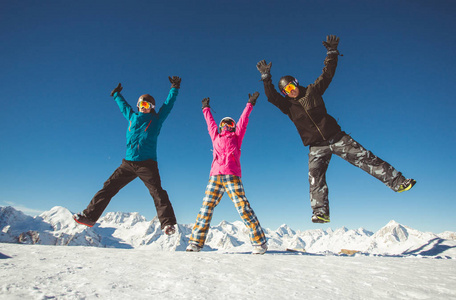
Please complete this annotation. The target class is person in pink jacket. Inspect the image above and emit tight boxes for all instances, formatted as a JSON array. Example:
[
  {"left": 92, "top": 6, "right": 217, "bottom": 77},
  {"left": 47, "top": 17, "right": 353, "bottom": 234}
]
[{"left": 186, "top": 92, "right": 268, "bottom": 255}]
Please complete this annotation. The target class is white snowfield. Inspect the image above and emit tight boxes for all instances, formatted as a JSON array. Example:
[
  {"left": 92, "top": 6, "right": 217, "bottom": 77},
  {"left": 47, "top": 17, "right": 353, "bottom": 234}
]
[
  {"left": 1, "top": 243, "right": 456, "bottom": 300},
  {"left": 1, "top": 206, "right": 456, "bottom": 299}
]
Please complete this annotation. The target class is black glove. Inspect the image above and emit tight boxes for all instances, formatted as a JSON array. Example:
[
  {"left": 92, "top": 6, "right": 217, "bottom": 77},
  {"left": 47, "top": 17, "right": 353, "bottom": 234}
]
[
  {"left": 256, "top": 60, "right": 272, "bottom": 81},
  {"left": 169, "top": 76, "right": 181, "bottom": 89},
  {"left": 110, "top": 83, "right": 123, "bottom": 97},
  {"left": 248, "top": 92, "right": 260, "bottom": 106},
  {"left": 322, "top": 35, "right": 340, "bottom": 55},
  {"left": 202, "top": 97, "right": 210, "bottom": 109}
]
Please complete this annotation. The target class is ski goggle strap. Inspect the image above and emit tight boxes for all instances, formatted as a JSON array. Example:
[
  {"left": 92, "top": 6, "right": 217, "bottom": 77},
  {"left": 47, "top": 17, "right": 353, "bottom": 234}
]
[
  {"left": 138, "top": 101, "right": 155, "bottom": 109},
  {"left": 281, "top": 79, "right": 299, "bottom": 96}
]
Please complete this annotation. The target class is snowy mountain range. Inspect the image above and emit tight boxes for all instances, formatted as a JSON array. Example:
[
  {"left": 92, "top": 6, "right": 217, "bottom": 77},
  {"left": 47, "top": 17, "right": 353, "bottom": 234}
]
[{"left": 1, "top": 206, "right": 455, "bottom": 258}]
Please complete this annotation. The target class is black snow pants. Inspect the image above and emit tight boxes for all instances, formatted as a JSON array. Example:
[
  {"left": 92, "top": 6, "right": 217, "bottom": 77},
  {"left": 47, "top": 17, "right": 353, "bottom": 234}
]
[{"left": 83, "top": 159, "right": 176, "bottom": 228}]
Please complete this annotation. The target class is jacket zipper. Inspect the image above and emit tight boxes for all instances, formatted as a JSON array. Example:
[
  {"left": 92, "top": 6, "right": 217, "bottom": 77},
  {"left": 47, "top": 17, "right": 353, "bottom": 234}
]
[
  {"left": 299, "top": 97, "right": 326, "bottom": 141},
  {"left": 144, "top": 120, "right": 152, "bottom": 132}
]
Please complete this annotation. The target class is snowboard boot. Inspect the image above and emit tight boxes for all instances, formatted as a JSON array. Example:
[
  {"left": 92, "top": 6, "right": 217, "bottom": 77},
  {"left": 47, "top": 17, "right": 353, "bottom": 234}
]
[
  {"left": 186, "top": 244, "right": 202, "bottom": 252},
  {"left": 311, "top": 212, "right": 330, "bottom": 223},
  {"left": 163, "top": 224, "right": 176, "bottom": 235},
  {"left": 252, "top": 243, "right": 268, "bottom": 255},
  {"left": 397, "top": 179, "right": 416, "bottom": 193},
  {"left": 73, "top": 212, "right": 96, "bottom": 227}
]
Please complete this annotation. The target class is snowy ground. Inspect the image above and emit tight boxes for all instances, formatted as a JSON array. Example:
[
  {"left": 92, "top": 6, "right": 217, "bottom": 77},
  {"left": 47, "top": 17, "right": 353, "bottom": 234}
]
[{"left": 1, "top": 243, "right": 455, "bottom": 300}]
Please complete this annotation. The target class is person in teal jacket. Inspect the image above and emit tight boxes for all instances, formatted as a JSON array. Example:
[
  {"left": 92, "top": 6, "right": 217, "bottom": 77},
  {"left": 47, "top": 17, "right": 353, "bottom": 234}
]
[{"left": 73, "top": 77, "right": 181, "bottom": 235}]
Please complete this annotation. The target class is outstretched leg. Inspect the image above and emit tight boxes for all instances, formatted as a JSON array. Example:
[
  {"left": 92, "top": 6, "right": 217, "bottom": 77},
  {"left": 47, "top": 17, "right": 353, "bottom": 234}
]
[
  {"left": 83, "top": 160, "right": 137, "bottom": 222},
  {"left": 137, "top": 160, "right": 176, "bottom": 229},
  {"left": 331, "top": 135, "right": 407, "bottom": 191},
  {"left": 189, "top": 176, "right": 225, "bottom": 248},
  {"left": 223, "top": 175, "right": 267, "bottom": 246}
]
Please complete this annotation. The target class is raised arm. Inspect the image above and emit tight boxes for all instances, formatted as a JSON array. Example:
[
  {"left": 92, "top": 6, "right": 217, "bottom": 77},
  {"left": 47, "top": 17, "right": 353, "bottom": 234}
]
[
  {"left": 202, "top": 97, "right": 218, "bottom": 141},
  {"left": 157, "top": 76, "right": 181, "bottom": 125},
  {"left": 256, "top": 60, "right": 291, "bottom": 114},
  {"left": 235, "top": 92, "right": 258, "bottom": 145},
  {"left": 312, "top": 35, "right": 340, "bottom": 95},
  {"left": 111, "top": 83, "right": 135, "bottom": 120}
]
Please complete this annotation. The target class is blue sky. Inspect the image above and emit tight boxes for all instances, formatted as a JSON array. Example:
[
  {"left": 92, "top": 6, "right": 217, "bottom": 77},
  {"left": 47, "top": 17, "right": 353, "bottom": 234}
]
[{"left": 1, "top": 0, "right": 455, "bottom": 234}]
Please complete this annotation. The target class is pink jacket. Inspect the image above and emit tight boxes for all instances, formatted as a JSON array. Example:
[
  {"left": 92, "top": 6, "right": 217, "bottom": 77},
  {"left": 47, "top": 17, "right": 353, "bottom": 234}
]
[{"left": 203, "top": 103, "right": 253, "bottom": 177}]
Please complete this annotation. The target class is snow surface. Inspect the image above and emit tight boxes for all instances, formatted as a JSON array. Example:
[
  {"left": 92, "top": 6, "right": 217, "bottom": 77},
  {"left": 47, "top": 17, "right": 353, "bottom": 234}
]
[
  {"left": 1, "top": 243, "right": 456, "bottom": 300},
  {"left": 1, "top": 206, "right": 456, "bottom": 299}
]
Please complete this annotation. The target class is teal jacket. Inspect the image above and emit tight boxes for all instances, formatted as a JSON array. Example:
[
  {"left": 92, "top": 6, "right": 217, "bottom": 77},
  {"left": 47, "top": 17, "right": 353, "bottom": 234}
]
[{"left": 113, "top": 88, "right": 179, "bottom": 162}]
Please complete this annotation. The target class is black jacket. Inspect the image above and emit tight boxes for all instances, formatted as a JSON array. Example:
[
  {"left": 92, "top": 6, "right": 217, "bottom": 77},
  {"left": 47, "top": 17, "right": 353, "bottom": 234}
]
[{"left": 263, "top": 53, "right": 342, "bottom": 147}]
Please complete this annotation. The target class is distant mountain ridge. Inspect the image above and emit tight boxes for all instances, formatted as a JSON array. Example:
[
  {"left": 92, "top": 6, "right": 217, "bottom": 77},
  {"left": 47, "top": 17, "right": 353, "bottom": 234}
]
[{"left": 1, "top": 206, "right": 455, "bottom": 258}]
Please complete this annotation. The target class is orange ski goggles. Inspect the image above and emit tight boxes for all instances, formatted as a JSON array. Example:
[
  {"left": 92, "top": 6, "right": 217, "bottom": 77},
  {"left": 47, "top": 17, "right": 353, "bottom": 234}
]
[
  {"left": 138, "top": 101, "right": 154, "bottom": 110},
  {"left": 281, "top": 81, "right": 298, "bottom": 96},
  {"left": 221, "top": 119, "right": 235, "bottom": 128}
]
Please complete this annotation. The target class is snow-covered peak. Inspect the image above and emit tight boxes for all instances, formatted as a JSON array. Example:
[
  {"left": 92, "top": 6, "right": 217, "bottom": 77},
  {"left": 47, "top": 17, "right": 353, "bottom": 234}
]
[
  {"left": 356, "top": 228, "right": 373, "bottom": 236},
  {"left": 367, "top": 220, "right": 441, "bottom": 255},
  {"left": 372, "top": 220, "right": 433, "bottom": 243},
  {"left": 386, "top": 220, "right": 400, "bottom": 226},
  {"left": 39, "top": 206, "right": 79, "bottom": 231},
  {"left": 0, "top": 206, "right": 32, "bottom": 228},
  {"left": 1, "top": 206, "right": 50, "bottom": 234},
  {"left": 276, "top": 224, "right": 296, "bottom": 236},
  {"left": 438, "top": 231, "right": 456, "bottom": 240},
  {"left": 334, "top": 226, "right": 348, "bottom": 235},
  {"left": 212, "top": 220, "right": 244, "bottom": 235},
  {"left": 374, "top": 220, "right": 405, "bottom": 237},
  {"left": 101, "top": 212, "right": 147, "bottom": 227}
]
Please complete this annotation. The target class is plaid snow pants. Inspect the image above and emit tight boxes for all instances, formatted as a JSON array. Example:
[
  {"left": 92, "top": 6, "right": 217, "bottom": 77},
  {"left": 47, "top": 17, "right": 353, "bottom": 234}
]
[
  {"left": 309, "top": 134, "right": 407, "bottom": 216},
  {"left": 189, "top": 175, "right": 267, "bottom": 247}
]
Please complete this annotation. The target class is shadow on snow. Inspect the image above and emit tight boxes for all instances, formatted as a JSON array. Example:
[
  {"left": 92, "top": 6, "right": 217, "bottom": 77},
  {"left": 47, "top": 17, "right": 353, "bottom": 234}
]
[{"left": 403, "top": 238, "right": 456, "bottom": 257}]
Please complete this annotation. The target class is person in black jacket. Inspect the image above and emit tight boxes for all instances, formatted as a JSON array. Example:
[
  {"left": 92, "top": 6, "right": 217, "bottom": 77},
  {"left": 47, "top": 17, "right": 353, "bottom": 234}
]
[{"left": 256, "top": 35, "right": 416, "bottom": 223}]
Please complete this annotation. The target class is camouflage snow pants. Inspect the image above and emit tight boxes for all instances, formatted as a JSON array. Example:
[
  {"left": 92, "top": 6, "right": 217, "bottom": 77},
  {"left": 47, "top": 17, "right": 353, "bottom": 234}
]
[
  {"left": 189, "top": 175, "right": 267, "bottom": 248},
  {"left": 308, "top": 134, "right": 407, "bottom": 216}
]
